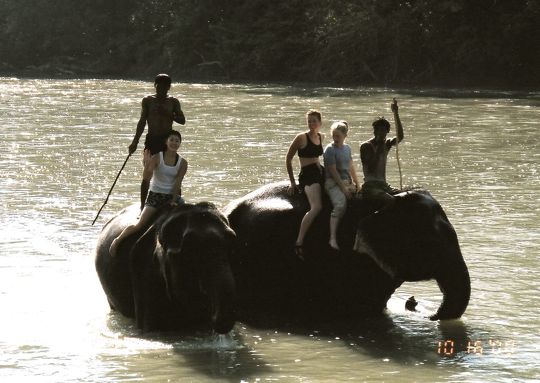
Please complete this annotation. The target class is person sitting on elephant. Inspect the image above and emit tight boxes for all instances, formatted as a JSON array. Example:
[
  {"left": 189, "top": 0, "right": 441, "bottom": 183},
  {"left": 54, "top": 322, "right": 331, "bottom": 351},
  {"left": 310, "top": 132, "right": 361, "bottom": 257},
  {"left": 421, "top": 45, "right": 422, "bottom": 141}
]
[
  {"left": 110, "top": 129, "right": 188, "bottom": 256},
  {"left": 355, "top": 99, "right": 404, "bottom": 254},
  {"left": 323, "top": 121, "right": 360, "bottom": 251},
  {"left": 359, "top": 98, "right": 404, "bottom": 211},
  {"left": 285, "top": 109, "right": 325, "bottom": 258}
]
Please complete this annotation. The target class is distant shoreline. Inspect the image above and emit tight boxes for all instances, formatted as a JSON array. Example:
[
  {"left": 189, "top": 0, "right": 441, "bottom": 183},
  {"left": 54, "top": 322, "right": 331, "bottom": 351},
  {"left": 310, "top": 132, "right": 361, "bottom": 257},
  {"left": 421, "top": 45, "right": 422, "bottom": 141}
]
[{"left": 1, "top": 69, "right": 538, "bottom": 95}]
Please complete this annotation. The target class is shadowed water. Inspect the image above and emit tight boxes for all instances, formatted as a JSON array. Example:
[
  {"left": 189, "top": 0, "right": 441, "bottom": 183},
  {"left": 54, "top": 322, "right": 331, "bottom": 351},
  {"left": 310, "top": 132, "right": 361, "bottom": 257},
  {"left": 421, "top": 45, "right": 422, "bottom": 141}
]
[{"left": 0, "top": 78, "right": 538, "bottom": 382}]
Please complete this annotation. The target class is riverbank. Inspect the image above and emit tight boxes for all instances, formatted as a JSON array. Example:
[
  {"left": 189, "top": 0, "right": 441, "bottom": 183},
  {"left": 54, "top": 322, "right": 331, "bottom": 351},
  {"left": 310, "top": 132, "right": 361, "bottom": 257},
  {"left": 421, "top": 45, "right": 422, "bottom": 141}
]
[{"left": 2, "top": 64, "right": 539, "bottom": 95}]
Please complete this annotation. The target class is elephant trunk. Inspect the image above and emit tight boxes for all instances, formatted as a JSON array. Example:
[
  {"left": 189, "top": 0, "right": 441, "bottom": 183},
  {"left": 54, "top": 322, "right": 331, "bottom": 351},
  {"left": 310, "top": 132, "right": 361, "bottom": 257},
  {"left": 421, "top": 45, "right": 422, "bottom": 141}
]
[
  {"left": 431, "top": 240, "right": 471, "bottom": 321},
  {"left": 209, "top": 265, "right": 236, "bottom": 334}
]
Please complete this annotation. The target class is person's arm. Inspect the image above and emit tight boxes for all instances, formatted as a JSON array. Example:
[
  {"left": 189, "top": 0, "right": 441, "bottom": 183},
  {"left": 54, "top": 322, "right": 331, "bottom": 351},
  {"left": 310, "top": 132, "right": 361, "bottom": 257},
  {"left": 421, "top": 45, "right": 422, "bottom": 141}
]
[
  {"left": 129, "top": 97, "right": 149, "bottom": 154},
  {"left": 142, "top": 151, "right": 159, "bottom": 181},
  {"left": 170, "top": 158, "right": 188, "bottom": 205},
  {"left": 172, "top": 98, "right": 185, "bottom": 125},
  {"left": 390, "top": 98, "right": 404, "bottom": 145},
  {"left": 285, "top": 135, "right": 302, "bottom": 194},
  {"left": 327, "top": 165, "right": 352, "bottom": 199},
  {"left": 349, "top": 158, "right": 359, "bottom": 191}
]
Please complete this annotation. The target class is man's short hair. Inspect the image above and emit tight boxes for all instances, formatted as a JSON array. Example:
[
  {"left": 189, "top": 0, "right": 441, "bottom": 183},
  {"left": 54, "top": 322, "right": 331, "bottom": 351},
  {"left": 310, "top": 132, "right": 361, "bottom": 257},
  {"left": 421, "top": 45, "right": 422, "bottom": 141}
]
[
  {"left": 372, "top": 117, "right": 390, "bottom": 132},
  {"left": 155, "top": 73, "right": 172, "bottom": 86}
]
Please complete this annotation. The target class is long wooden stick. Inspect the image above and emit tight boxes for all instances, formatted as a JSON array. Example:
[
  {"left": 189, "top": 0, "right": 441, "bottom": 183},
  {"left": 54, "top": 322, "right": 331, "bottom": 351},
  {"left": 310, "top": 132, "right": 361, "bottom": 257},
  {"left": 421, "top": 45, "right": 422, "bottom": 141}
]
[
  {"left": 393, "top": 98, "right": 403, "bottom": 189},
  {"left": 92, "top": 153, "right": 131, "bottom": 225}
]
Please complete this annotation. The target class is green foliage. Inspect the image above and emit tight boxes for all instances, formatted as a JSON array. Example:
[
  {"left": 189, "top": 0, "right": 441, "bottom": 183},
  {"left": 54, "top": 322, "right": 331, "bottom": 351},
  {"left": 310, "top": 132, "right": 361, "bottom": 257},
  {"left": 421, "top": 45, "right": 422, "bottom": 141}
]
[{"left": 0, "top": 0, "right": 538, "bottom": 87}]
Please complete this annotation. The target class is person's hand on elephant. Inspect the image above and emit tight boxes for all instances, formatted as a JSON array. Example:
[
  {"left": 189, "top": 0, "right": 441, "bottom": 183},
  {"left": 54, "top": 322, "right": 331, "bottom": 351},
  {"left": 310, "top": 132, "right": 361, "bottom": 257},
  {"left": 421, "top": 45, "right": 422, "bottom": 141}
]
[
  {"left": 340, "top": 184, "right": 352, "bottom": 199},
  {"left": 287, "top": 184, "right": 299, "bottom": 195}
]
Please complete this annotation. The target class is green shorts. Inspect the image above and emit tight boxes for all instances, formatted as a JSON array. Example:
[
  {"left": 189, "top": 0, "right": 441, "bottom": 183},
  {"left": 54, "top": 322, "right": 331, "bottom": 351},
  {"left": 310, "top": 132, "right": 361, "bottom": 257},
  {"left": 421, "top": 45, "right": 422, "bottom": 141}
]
[{"left": 361, "top": 180, "right": 394, "bottom": 200}]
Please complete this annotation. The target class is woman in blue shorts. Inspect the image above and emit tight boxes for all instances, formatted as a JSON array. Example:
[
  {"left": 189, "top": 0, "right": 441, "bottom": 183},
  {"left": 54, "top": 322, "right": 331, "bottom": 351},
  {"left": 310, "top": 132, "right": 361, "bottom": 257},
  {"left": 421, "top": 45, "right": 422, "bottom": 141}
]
[
  {"left": 285, "top": 110, "right": 325, "bottom": 258},
  {"left": 110, "top": 130, "right": 187, "bottom": 256}
]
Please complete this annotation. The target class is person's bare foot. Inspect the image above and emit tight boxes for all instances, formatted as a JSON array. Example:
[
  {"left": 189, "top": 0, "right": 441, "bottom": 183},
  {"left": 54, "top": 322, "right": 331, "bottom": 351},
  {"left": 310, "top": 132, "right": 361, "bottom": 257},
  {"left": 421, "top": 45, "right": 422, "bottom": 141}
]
[{"left": 329, "top": 239, "right": 340, "bottom": 251}]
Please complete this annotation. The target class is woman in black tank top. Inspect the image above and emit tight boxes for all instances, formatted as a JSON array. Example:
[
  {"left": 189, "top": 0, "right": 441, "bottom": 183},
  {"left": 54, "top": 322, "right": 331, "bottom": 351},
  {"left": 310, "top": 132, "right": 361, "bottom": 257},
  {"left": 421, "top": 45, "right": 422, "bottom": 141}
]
[
  {"left": 297, "top": 132, "right": 323, "bottom": 158},
  {"left": 285, "top": 110, "right": 325, "bottom": 259}
]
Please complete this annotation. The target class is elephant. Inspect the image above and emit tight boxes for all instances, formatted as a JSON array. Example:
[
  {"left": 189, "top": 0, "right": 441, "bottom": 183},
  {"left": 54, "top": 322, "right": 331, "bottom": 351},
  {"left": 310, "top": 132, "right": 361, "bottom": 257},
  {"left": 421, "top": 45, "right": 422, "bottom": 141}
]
[
  {"left": 95, "top": 202, "right": 237, "bottom": 334},
  {"left": 225, "top": 181, "right": 470, "bottom": 325}
]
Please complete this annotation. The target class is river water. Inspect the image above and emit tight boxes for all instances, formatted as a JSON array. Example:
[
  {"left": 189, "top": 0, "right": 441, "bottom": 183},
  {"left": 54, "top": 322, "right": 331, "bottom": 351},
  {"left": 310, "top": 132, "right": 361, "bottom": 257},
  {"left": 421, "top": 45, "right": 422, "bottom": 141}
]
[{"left": 0, "top": 78, "right": 538, "bottom": 382}]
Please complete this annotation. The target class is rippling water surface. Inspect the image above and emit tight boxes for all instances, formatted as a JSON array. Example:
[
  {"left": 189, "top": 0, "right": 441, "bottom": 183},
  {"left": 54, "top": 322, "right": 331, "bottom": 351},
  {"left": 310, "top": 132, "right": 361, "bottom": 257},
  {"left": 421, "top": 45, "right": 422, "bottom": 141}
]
[{"left": 0, "top": 78, "right": 538, "bottom": 382}]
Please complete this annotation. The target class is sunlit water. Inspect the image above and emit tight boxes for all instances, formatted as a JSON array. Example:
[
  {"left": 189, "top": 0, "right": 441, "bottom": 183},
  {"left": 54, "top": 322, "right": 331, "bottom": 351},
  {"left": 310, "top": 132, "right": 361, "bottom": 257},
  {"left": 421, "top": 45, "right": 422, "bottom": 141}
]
[{"left": 0, "top": 78, "right": 538, "bottom": 382}]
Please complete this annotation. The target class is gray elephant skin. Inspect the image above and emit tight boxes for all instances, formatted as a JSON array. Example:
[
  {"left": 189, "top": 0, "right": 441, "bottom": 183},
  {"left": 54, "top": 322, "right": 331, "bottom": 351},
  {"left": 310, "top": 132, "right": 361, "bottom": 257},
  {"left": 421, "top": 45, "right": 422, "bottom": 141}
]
[
  {"left": 225, "top": 181, "right": 470, "bottom": 325},
  {"left": 95, "top": 202, "right": 237, "bottom": 334}
]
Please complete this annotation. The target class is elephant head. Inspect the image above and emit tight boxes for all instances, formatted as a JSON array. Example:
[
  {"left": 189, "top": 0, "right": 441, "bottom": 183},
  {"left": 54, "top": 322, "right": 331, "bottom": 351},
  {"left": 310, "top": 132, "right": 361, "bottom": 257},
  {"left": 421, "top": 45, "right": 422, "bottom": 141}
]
[
  {"left": 354, "top": 190, "right": 471, "bottom": 320},
  {"left": 151, "top": 202, "right": 237, "bottom": 334},
  {"left": 95, "top": 202, "right": 237, "bottom": 334}
]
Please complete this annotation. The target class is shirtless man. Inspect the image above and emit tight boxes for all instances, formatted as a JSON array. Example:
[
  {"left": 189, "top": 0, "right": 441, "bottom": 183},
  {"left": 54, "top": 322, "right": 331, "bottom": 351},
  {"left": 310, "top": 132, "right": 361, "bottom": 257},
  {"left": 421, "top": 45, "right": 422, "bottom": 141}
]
[
  {"left": 128, "top": 73, "right": 186, "bottom": 210},
  {"left": 354, "top": 99, "right": 404, "bottom": 254},
  {"left": 360, "top": 98, "right": 404, "bottom": 211}
]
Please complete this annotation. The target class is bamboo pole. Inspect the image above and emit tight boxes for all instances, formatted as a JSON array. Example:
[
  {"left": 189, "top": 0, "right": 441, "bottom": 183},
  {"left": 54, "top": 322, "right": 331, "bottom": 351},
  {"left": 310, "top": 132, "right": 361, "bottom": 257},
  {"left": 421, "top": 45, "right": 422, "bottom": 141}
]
[
  {"left": 92, "top": 153, "right": 131, "bottom": 225},
  {"left": 392, "top": 98, "right": 403, "bottom": 190}
]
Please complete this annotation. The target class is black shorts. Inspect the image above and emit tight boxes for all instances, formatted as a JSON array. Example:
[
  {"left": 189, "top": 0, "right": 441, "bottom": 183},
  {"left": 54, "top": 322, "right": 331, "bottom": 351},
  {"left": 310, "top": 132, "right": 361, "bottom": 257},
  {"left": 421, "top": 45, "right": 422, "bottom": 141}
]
[
  {"left": 298, "top": 163, "right": 324, "bottom": 188},
  {"left": 144, "top": 133, "right": 169, "bottom": 155}
]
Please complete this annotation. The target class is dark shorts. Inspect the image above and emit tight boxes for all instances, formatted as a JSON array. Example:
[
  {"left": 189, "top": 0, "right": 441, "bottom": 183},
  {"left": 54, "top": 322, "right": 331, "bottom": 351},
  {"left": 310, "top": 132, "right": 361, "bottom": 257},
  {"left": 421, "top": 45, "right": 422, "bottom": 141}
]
[
  {"left": 144, "top": 133, "right": 169, "bottom": 155},
  {"left": 298, "top": 163, "right": 324, "bottom": 188},
  {"left": 145, "top": 190, "right": 184, "bottom": 209}
]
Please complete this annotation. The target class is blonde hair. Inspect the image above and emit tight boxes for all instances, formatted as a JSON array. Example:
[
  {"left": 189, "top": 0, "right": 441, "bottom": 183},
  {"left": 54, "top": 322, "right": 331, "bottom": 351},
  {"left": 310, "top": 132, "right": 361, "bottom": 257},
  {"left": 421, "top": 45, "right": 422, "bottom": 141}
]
[{"left": 331, "top": 120, "right": 349, "bottom": 135}]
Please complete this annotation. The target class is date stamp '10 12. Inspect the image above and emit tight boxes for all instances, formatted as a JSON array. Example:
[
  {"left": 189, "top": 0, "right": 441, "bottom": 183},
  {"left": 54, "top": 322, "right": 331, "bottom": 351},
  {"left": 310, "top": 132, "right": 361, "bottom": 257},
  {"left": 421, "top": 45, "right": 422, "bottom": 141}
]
[{"left": 437, "top": 339, "right": 516, "bottom": 356}]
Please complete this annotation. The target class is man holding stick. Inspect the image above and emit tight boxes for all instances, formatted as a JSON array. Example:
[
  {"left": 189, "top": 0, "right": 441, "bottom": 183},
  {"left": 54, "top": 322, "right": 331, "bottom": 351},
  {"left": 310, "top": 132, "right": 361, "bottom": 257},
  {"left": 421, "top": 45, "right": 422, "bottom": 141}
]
[
  {"left": 354, "top": 98, "right": 404, "bottom": 254},
  {"left": 359, "top": 98, "right": 404, "bottom": 211},
  {"left": 129, "top": 74, "right": 186, "bottom": 210}
]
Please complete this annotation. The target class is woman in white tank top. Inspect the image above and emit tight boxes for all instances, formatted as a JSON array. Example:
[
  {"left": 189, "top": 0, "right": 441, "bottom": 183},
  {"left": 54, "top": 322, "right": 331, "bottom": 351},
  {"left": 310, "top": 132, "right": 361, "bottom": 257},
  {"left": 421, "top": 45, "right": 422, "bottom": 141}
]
[{"left": 110, "top": 130, "right": 188, "bottom": 256}]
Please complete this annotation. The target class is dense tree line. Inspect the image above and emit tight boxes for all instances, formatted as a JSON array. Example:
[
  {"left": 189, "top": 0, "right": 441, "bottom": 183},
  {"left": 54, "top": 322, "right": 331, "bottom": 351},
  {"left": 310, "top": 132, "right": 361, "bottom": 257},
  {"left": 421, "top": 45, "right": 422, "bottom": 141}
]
[{"left": 0, "top": 0, "right": 538, "bottom": 88}]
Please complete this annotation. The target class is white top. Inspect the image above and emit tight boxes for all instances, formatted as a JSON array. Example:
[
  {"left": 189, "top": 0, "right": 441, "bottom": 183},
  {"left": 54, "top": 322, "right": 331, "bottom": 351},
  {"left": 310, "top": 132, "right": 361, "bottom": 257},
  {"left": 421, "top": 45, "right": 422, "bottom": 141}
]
[{"left": 149, "top": 152, "right": 182, "bottom": 194}]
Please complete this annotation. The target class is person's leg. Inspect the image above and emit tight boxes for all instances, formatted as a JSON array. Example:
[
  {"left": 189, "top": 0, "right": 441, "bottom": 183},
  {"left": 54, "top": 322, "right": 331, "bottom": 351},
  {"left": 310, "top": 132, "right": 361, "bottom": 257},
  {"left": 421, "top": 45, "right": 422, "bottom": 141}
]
[
  {"left": 110, "top": 206, "right": 157, "bottom": 256},
  {"left": 326, "top": 182, "right": 346, "bottom": 251},
  {"left": 141, "top": 149, "right": 152, "bottom": 211},
  {"left": 295, "top": 183, "right": 322, "bottom": 247},
  {"left": 378, "top": 192, "right": 396, "bottom": 212},
  {"left": 329, "top": 216, "right": 340, "bottom": 250},
  {"left": 354, "top": 189, "right": 395, "bottom": 254},
  {"left": 140, "top": 179, "right": 150, "bottom": 211}
]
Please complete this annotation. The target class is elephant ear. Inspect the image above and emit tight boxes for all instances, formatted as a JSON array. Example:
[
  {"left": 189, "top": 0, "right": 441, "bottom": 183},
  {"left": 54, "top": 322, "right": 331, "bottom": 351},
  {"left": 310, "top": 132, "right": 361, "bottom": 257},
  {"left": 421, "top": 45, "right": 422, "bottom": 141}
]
[{"left": 157, "top": 210, "right": 189, "bottom": 250}]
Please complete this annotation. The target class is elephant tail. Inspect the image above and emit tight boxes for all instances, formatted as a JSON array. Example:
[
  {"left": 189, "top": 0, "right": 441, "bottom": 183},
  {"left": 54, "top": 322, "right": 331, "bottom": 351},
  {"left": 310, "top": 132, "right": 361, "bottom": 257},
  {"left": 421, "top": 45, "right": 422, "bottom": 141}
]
[{"left": 430, "top": 224, "right": 471, "bottom": 321}]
